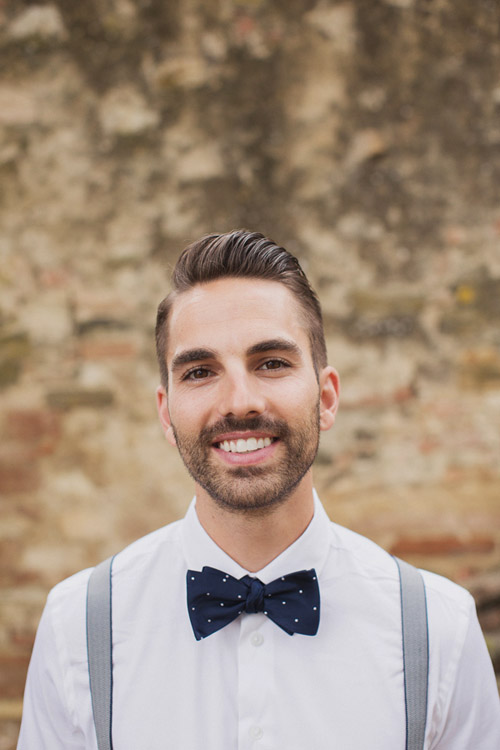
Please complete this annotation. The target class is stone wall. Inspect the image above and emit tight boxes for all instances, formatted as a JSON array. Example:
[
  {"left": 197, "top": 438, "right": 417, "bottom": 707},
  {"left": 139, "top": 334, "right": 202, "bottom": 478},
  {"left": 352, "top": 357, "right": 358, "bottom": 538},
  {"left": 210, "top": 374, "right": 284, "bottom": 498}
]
[{"left": 1, "top": 0, "right": 499, "bottom": 745}]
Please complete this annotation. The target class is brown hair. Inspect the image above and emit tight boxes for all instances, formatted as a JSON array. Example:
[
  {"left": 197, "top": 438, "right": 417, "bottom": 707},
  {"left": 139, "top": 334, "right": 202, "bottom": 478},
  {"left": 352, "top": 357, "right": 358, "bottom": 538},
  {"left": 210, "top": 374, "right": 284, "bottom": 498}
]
[{"left": 155, "top": 230, "right": 327, "bottom": 386}]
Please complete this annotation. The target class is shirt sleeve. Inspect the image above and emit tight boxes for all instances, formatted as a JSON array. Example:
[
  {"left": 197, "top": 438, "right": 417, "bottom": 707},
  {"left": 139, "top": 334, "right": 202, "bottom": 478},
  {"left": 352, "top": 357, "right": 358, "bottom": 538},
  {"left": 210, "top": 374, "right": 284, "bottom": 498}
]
[
  {"left": 17, "top": 597, "right": 87, "bottom": 750},
  {"left": 431, "top": 601, "right": 500, "bottom": 749}
]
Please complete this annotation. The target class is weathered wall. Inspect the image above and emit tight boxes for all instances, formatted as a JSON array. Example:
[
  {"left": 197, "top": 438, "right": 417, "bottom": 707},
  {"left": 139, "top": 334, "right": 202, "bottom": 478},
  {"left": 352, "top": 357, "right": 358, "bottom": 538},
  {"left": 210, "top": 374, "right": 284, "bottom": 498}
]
[{"left": 1, "top": 0, "right": 499, "bottom": 744}]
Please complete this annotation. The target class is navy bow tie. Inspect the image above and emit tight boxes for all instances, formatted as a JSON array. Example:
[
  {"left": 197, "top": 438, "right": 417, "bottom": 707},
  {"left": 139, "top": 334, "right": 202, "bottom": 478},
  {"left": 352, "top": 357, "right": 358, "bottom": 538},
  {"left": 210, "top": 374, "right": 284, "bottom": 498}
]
[{"left": 186, "top": 566, "right": 320, "bottom": 640}]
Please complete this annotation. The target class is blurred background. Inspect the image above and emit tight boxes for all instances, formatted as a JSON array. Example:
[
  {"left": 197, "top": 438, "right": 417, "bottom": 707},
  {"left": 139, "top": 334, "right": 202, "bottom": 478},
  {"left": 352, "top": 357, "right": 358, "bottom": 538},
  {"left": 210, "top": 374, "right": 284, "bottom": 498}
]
[{"left": 1, "top": 0, "right": 499, "bottom": 745}]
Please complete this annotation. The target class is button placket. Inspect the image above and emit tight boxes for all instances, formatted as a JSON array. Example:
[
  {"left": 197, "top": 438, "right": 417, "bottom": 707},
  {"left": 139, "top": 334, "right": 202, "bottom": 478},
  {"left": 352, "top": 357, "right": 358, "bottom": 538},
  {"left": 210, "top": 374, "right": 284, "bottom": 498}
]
[{"left": 238, "top": 614, "right": 274, "bottom": 749}]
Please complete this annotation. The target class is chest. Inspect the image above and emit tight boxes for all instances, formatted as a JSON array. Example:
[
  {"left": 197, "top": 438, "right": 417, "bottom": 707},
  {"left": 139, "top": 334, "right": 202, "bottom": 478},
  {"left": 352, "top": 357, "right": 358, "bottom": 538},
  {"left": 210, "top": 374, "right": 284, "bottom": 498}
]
[{"left": 105, "top": 610, "right": 407, "bottom": 750}]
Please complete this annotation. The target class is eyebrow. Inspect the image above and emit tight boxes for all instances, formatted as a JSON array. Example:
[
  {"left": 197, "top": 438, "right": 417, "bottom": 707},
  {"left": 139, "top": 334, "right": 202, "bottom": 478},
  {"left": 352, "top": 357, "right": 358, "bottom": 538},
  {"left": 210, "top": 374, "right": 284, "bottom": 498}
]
[
  {"left": 170, "top": 338, "right": 302, "bottom": 374},
  {"left": 245, "top": 338, "right": 302, "bottom": 358},
  {"left": 171, "top": 348, "right": 217, "bottom": 372}
]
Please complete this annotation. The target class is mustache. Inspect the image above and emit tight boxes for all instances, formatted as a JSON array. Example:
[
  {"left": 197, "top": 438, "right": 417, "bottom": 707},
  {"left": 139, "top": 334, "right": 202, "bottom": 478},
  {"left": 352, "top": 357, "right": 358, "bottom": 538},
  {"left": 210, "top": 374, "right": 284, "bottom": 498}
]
[{"left": 200, "top": 416, "right": 290, "bottom": 444}]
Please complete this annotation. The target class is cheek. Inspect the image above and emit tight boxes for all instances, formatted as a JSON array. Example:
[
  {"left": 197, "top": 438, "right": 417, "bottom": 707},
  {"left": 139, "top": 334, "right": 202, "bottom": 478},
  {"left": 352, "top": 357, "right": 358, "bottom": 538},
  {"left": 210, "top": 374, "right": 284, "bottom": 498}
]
[
  {"left": 270, "top": 381, "right": 319, "bottom": 418},
  {"left": 169, "top": 391, "right": 212, "bottom": 431}
]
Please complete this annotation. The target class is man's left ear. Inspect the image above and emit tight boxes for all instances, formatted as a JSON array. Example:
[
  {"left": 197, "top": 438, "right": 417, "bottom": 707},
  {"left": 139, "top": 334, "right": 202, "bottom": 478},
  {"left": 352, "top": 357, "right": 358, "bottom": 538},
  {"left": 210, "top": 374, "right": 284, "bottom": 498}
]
[{"left": 319, "top": 366, "right": 340, "bottom": 431}]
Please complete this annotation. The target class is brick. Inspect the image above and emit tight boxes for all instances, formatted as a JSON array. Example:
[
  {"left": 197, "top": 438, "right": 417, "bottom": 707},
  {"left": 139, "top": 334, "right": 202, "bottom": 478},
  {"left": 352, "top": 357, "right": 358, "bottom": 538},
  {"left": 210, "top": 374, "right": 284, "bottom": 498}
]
[
  {"left": 479, "top": 610, "right": 500, "bottom": 633},
  {"left": 341, "top": 385, "right": 415, "bottom": 410},
  {"left": 0, "top": 541, "right": 41, "bottom": 587},
  {"left": 419, "top": 437, "right": 441, "bottom": 454},
  {"left": 0, "top": 87, "right": 36, "bottom": 126},
  {"left": 0, "top": 333, "right": 30, "bottom": 389},
  {"left": 390, "top": 534, "right": 496, "bottom": 557},
  {"left": 485, "top": 634, "right": 500, "bottom": 675},
  {"left": 78, "top": 339, "right": 139, "bottom": 359},
  {"left": 0, "top": 655, "right": 30, "bottom": 700},
  {"left": 46, "top": 388, "right": 114, "bottom": 410},
  {"left": 0, "top": 715, "right": 22, "bottom": 750},
  {"left": 0, "top": 449, "right": 40, "bottom": 495},
  {"left": 5, "top": 409, "right": 61, "bottom": 455},
  {"left": 235, "top": 15, "right": 256, "bottom": 40},
  {"left": 39, "top": 267, "right": 72, "bottom": 288},
  {"left": 8, "top": 5, "right": 67, "bottom": 42},
  {"left": 460, "top": 349, "right": 500, "bottom": 390},
  {"left": 466, "top": 569, "right": 500, "bottom": 609}
]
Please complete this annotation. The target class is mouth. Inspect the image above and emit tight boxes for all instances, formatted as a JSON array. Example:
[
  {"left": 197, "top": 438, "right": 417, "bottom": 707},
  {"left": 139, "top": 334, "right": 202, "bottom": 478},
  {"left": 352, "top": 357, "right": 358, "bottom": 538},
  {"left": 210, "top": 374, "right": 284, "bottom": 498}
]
[{"left": 214, "top": 436, "right": 278, "bottom": 454}]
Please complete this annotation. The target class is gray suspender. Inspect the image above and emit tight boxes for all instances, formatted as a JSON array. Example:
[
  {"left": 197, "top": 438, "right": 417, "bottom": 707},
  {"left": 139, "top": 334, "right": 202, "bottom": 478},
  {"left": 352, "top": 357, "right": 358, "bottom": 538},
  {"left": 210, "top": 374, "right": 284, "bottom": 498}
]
[
  {"left": 395, "top": 557, "right": 429, "bottom": 750},
  {"left": 87, "top": 556, "right": 115, "bottom": 750},
  {"left": 86, "top": 555, "right": 429, "bottom": 750}
]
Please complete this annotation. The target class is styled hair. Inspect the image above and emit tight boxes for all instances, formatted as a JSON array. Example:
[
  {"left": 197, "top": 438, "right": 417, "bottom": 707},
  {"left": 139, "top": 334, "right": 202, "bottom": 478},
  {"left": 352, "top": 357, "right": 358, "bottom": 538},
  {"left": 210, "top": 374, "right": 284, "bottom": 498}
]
[{"left": 155, "top": 230, "right": 327, "bottom": 386}]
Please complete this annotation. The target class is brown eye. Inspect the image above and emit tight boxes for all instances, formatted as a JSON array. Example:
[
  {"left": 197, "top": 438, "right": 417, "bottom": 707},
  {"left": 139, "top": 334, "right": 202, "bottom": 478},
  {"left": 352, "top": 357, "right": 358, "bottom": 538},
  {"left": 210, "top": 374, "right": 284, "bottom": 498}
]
[
  {"left": 260, "top": 359, "right": 288, "bottom": 370},
  {"left": 186, "top": 367, "right": 211, "bottom": 380}
]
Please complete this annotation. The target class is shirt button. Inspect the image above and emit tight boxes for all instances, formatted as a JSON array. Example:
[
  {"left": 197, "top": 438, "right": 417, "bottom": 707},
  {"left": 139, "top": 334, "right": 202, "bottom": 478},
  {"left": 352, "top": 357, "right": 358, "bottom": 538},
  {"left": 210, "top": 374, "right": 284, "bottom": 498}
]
[
  {"left": 249, "top": 725, "right": 263, "bottom": 740},
  {"left": 250, "top": 631, "right": 264, "bottom": 647}
]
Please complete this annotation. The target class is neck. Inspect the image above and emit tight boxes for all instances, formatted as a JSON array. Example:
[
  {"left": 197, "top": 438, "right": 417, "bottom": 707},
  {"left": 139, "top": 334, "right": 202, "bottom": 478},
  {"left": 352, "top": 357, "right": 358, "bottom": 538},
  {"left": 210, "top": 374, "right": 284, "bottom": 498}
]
[{"left": 194, "top": 475, "right": 315, "bottom": 572}]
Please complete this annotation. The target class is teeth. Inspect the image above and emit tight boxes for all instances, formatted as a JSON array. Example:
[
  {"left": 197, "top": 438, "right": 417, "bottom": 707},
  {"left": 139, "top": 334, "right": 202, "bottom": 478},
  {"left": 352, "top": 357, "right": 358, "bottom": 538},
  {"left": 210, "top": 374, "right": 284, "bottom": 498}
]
[{"left": 218, "top": 437, "right": 274, "bottom": 453}]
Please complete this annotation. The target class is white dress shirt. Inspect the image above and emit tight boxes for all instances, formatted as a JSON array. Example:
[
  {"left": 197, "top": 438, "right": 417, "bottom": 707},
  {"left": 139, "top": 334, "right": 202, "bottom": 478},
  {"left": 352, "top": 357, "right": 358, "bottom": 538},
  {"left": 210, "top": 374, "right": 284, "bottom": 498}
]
[{"left": 18, "top": 493, "right": 500, "bottom": 749}]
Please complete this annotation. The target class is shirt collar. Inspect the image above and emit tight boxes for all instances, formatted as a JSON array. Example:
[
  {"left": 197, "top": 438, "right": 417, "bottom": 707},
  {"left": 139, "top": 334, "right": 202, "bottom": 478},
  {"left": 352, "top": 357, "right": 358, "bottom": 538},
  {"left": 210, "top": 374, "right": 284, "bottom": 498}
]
[{"left": 180, "top": 490, "right": 331, "bottom": 583}]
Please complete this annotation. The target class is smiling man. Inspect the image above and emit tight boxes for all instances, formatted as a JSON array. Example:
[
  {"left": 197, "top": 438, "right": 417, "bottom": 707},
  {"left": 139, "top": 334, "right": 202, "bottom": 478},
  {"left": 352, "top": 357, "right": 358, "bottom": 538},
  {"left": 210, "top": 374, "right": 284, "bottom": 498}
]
[
  {"left": 18, "top": 230, "right": 500, "bottom": 749},
  {"left": 156, "top": 270, "right": 338, "bottom": 571}
]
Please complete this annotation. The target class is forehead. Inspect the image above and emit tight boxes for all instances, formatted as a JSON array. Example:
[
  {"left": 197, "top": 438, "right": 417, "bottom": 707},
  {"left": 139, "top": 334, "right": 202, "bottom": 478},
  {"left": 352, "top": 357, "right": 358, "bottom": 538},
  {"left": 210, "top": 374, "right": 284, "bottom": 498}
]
[{"left": 167, "top": 278, "right": 308, "bottom": 359}]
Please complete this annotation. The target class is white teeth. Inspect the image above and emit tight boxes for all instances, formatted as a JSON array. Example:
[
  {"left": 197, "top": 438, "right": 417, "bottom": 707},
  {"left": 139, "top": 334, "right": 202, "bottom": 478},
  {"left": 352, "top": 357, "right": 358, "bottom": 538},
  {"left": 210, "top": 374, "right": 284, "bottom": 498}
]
[{"left": 218, "top": 437, "right": 274, "bottom": 453}]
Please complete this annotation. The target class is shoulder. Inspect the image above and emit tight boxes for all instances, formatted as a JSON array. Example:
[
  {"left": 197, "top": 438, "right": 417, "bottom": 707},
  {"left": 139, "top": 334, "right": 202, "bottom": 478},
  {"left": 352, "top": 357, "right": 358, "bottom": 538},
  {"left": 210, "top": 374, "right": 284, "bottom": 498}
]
[
  {"left": 47, "top": 517, "right": 184, "bottom": 615},
  {"left": 325, "top": 520, "right": 399, "bottom": 581},
  {"left": 420, "top": 567, "right": 474, "bottom": 617},
  {"left": 111, "top": 517, "right": 184, "bottom": 577},
  {"left": 325, "top": 518, "right": 474, "bottom": 624}
]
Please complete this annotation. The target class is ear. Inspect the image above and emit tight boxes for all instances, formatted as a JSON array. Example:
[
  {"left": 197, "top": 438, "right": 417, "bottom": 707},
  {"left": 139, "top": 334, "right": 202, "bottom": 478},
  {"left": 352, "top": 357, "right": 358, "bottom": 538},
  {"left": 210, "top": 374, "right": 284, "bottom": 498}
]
[
  {"left": 156, "top": 385, "right": 177, "bottom": 447},
  {"left": 318, "top": 366, "right": 340, "bottom": 432}
]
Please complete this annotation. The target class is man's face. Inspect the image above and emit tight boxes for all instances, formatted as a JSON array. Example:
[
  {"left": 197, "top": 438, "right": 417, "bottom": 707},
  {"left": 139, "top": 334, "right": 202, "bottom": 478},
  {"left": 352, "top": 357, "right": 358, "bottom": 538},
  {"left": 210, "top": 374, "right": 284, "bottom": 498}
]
[{"left": 157, "top": 277, "right": 338, "bottom": 514}]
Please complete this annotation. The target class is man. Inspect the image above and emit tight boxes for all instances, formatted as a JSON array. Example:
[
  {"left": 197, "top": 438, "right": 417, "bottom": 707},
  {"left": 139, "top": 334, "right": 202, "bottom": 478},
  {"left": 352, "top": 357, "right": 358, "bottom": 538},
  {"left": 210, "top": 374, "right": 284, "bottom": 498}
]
[{"left": 19, "top": 230, "right": 500, "bottom": 749}]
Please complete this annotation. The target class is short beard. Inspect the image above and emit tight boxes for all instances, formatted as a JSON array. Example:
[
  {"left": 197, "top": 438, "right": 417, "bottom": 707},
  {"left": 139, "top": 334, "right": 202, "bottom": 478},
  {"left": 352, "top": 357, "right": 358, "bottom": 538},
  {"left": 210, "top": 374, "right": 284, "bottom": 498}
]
[{"left": 171, "top": 406, "right": 320, "bottom": 516}]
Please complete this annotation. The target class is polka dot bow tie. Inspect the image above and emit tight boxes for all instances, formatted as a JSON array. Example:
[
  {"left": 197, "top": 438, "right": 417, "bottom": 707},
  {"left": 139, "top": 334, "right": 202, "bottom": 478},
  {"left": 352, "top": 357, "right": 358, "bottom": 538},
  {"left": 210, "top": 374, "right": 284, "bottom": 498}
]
[{"left": 186, "top": 566, "right": 320, "bottom": 640}]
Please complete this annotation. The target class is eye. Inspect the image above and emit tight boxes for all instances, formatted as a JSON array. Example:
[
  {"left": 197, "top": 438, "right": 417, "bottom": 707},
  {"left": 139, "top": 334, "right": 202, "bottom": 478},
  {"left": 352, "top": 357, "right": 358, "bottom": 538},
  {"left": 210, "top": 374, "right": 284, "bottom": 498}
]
[
  {"left": 259, "top": 359, "right": 290, "bottom": 371},
  {"left": 183, "top": 366, "right": 212, "bottom": 381}
]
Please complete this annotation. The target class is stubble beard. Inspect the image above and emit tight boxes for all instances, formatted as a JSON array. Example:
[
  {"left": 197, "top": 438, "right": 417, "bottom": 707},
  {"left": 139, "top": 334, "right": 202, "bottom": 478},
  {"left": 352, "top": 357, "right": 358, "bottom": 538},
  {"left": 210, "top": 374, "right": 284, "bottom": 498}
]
[{"left": 170, "top": 404, "right": 321, "bottom": 516}]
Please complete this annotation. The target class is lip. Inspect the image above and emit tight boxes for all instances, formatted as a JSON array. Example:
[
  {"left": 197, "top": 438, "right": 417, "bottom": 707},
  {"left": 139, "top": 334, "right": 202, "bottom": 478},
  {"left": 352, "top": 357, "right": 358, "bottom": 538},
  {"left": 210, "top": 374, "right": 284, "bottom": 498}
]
[{"left": 212, "top": 438, "right": 279, "bottom": 466}]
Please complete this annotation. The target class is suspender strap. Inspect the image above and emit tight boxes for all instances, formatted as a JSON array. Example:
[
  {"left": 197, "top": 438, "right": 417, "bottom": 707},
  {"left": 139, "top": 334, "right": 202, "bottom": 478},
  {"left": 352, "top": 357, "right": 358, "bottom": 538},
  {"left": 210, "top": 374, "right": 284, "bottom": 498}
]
[
  {"left": 395, "top": 557, "right": 429, "bottom": 750},
  {"left": 86, "top": 556, "right": 115, "bottom": 750}
]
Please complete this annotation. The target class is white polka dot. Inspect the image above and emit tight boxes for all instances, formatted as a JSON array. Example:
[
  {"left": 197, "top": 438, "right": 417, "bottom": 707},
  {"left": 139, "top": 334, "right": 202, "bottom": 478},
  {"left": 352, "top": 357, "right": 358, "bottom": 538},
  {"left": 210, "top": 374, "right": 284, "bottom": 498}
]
[
  {"left": 294, "top": 618, "right": 299, "bottom": 622},
  {"left": 299, "top": 589, "right": 303, "bottom": 594},
  {"left": 238, "top": 595, "right": 242, "bottom": 599},
  {"left": 281, "top": 577, "right": 285, "bottom": 581},
  {"left": 208, "top": 619, "right": 212, "bottom": 622},
  {"left": 220, "top": 603, "right": 224, "bottom": 607},
  {"left": 313, "top": 606, "right": 317, "bottom": 611},
  {"left": 264, "top": 611, "right": 268, "bottom": 615},
  {"left": 192, "top": 607, "right": 196, "bottom": 611},
  {"left": 206, "top": 592, "right": 210, "bottom": 596},
  {"left": 191, "top": 576, "right": 195, "bottom": 580},
  {"left": 282, "top": 601, "right": 286, "bottom": 605},
  {"left": 313, "top": 576, "right": 316, "bottom": 581}
]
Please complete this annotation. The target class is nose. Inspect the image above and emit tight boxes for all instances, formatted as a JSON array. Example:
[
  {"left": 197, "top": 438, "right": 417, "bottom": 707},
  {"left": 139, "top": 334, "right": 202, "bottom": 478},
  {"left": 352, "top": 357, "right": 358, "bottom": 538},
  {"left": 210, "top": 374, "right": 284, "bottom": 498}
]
[{"left": 217, "top": 370, "right": 266, "bottom": 419}]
